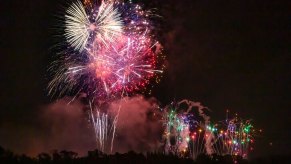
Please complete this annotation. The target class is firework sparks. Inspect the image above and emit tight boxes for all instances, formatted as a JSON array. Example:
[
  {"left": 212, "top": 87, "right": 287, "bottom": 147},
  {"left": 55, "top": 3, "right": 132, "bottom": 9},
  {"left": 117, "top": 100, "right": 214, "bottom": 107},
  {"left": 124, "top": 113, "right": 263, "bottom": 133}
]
[
  {"left": 210, "top": 112, "right": 258, "bottom": 159},
  {"left": 161, "top": 101, "right": 258, "bottom": 160},
  {"left": 162, "top": 100, "right": 210, "bottom": 158}
]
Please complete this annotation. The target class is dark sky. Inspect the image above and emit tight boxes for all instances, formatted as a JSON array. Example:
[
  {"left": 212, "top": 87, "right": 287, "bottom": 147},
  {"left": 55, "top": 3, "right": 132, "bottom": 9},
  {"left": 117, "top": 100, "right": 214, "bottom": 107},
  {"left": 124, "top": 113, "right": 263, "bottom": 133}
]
[{"left": 0, "top": 0, "right": 290, "bottom": 157}]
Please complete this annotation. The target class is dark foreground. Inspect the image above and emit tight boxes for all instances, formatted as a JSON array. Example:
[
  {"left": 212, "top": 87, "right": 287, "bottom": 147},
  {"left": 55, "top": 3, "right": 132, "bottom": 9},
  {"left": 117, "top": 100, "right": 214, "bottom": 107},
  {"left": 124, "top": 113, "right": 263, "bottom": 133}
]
[{"left": 0, "top": 146, "right": 290, "bottom": 164}]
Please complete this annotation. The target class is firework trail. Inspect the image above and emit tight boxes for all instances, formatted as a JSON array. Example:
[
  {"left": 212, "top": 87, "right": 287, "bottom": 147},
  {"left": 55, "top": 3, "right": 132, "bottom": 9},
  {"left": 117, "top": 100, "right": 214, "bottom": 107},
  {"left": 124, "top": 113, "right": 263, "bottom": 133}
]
[
  {"left": 48, "top": 0, "right": 164, "bottom": 152},
  {"left": 89, "top": 102, "right": 109, "bottom": 152}
]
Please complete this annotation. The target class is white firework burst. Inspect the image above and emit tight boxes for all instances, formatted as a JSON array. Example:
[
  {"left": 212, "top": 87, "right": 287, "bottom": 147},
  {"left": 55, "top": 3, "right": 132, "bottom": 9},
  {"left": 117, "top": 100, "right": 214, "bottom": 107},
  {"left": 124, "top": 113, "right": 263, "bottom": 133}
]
[
  {"left": 64, "top": 0, "right": 124, "bottom": 52},
  {"left": 93, "top": 1, "right": 124, "bottom": 46},
  {"left": 65, "top": 0, "right": 90, "bottom": 51}
]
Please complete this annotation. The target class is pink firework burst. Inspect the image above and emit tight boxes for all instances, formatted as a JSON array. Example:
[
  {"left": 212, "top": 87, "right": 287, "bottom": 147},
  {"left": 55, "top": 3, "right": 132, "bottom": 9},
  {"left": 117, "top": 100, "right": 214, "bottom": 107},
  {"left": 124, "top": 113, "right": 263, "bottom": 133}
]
[{"left": 87, "top": 32, "right": 163, "bottom": 97}]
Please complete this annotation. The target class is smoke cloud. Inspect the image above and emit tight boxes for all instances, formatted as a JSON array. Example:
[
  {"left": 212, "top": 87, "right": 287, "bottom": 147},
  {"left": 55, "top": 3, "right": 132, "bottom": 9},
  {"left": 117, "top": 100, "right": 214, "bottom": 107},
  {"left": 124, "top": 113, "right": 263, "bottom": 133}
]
[
  {"left": 36, "top": 98, "right": 96, "bottom": 155},
  {"left": 108, "top": 96, "right": 163, "bottom": 153},
  {"left": 0, "top": 98, "right": 96, "bottom": 156},
  {"left": 0, "top": 96, "right": 164, "bottom": 156}
]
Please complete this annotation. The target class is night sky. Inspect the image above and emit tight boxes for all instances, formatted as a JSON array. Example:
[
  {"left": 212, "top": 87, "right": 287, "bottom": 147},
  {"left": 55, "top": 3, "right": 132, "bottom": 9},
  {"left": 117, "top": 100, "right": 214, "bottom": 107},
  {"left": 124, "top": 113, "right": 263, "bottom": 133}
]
[{"left": 0, "top": 0, "right": 290, "bottom": 157}]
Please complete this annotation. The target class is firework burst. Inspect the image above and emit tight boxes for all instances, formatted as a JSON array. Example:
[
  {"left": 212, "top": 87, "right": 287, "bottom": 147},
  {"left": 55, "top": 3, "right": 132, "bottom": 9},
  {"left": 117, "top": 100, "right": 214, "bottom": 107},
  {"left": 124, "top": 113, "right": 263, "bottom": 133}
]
[
  {"left": 64, "top": 0, "right": 90, "bottom": 51},
  {"left": 64, "top": 0, "right": 124, "bottom": 52}
]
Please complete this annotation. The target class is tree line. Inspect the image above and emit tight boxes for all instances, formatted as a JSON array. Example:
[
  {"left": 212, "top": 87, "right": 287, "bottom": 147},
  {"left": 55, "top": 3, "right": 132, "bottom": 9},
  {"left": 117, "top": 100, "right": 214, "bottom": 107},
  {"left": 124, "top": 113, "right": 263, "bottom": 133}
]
[{"left": 0, "top": 146, "right": 289, "bottom": 164}]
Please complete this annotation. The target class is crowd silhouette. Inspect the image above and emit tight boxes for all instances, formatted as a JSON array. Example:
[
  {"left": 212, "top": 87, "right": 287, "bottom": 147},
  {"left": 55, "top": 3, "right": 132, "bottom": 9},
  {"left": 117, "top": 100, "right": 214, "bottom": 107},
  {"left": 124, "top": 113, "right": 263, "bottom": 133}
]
[{"left": 0, "top": 146, "right": 289, "bottom": 164}]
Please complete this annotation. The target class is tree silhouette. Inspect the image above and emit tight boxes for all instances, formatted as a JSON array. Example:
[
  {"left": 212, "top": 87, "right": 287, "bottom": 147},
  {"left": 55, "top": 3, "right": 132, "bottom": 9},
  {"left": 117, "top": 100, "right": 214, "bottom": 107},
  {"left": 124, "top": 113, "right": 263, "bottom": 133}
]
[{"left": 0, "top": 145, "right": 290, "bottom": 164}]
